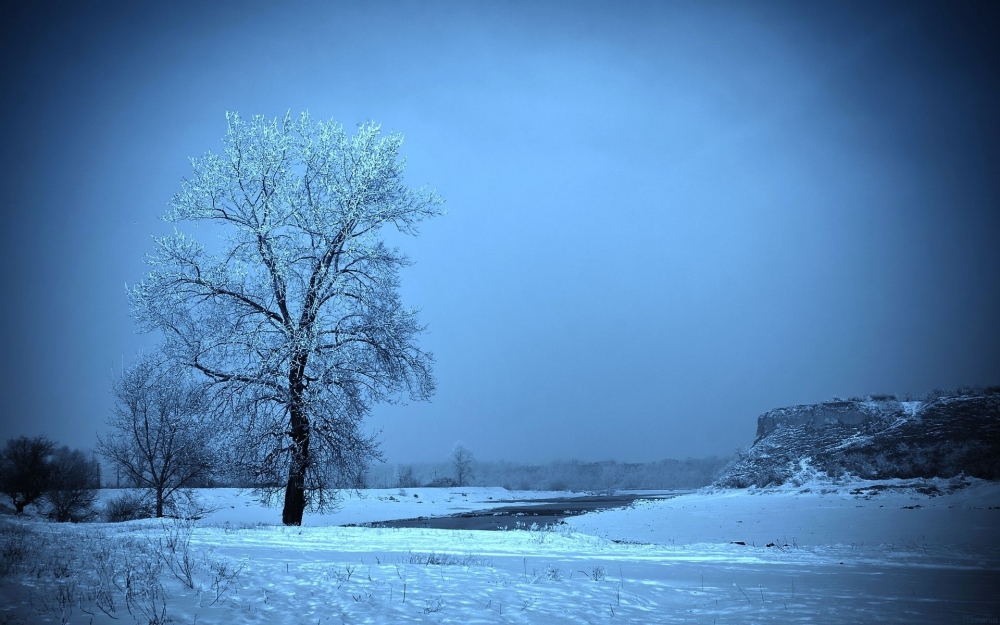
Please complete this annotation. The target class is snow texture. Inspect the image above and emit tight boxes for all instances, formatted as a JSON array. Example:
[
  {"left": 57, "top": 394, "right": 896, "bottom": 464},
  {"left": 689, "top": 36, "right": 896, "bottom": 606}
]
[{"left": 1, "top": 482, "right": 998, "bottom": 623}]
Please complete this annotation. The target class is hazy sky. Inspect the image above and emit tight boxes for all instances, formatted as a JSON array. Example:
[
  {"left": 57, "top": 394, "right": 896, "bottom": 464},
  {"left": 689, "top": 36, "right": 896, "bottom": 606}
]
[{"left": 1, "top": 1, "right": 998, "bottom": 464}]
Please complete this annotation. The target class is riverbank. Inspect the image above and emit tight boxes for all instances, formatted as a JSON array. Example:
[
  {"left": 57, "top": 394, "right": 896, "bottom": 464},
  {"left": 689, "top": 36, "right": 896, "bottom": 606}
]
[{"left": 2, "top": 481, "right": 997, "bottom": 623}]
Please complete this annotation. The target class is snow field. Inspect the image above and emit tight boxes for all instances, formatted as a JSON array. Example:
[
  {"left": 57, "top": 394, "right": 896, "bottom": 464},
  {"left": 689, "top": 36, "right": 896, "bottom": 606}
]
[
  {"left": 188, "top": 487, "right": 567, "bottom": 528},
  {"left": 1, "top": 481, "right": 998, "bottom": 624},
  {"left": 567, "top": 478, "right": 1000, "bottom": 553}
]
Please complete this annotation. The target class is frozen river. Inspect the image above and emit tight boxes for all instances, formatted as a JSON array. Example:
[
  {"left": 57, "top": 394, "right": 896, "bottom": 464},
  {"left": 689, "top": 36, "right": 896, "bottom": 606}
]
[{"left": 349, "top": 491, "right": 692, "bottom": 530}]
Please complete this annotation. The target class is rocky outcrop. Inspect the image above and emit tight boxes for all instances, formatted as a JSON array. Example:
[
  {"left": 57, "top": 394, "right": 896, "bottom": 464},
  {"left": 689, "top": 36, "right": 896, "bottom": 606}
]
[
  {"left": 754, "top": 399, "right": 905, "bottom": 441},
  {"left": 716, "top": 390, "right": 1000, "bottom": 488}
]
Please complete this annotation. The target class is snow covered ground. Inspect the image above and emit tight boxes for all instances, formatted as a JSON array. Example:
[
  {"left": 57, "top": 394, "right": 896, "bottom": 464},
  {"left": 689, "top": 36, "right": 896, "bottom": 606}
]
[
  {"left": 1, "top": 480, "right": 998, "bottom": 624},
  {"left": 177, "top": 487, "right": 572, "bottom": 528}
]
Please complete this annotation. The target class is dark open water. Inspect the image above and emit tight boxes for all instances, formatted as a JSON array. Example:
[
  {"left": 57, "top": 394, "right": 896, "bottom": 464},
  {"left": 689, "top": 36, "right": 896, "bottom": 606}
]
[{"left": 346, "top": 491, "right": 692, "bottom": 530}]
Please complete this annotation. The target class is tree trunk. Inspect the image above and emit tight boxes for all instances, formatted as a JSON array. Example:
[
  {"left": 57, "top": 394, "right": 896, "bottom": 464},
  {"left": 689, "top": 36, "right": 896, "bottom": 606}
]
[
  {"left": 282, "top": 458, "right": 306, "bottom": 525},
  {"left": 282, "top": 419, "right": 309, "bottom": 525},
  {"left": 156, "top": 489, "right": 164, "bottom": 518},
  {"left": 14, "top": 500, "right": 25, "bottom": 514},
  {"left": 281, "top": 399, "right": 309, "bottom": 525},
  {"left": 283, "top": 360, "right": 310, "bottom": 526}
]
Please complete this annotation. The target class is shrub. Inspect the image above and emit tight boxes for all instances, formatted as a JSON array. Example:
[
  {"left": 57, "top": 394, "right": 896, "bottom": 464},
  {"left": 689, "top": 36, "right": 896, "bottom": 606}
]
[
  {"left": 104, "top": 491, "right": 155, "bottom": 522},
  {"left": 713, "top": 447, "right": 756, "bottom": 488},
  {"left": 0, "top": 519, "right": 35, "bottom": 577}
]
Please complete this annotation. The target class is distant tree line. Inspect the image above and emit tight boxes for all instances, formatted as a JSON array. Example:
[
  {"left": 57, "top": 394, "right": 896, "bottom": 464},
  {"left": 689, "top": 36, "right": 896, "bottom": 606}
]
[
  {"left": 829, "top": 385, "right": 1000, "bottom": 403},
  {"left": 367, "top": 456, "right": 729, "bottom": 491}
]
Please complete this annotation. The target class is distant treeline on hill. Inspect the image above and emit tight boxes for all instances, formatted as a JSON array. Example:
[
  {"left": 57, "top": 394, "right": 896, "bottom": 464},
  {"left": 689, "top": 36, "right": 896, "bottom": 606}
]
[{"left": 365, "top": 457, "right": 729, "bottom": 491}]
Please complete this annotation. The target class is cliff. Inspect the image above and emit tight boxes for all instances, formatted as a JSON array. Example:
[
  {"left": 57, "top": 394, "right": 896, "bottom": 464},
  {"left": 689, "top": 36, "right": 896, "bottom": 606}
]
[{"left": 716, "top": 389, "right": 1000, "bottom": 488}]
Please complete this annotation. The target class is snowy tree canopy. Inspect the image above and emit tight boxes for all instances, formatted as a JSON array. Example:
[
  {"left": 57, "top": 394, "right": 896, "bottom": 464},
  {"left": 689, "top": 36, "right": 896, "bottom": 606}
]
[{"left": 129, "top": 112, "right": 443, "bottom": 524}]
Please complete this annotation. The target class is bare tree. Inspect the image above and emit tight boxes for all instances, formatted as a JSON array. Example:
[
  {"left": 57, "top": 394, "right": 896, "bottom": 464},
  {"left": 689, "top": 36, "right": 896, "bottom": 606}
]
[
  {"left": 0, "top": 436, "right": 54, "bottom": 513},
  {"left": 99, "top": 355, "right": 215, "bottom": 518},
  {"left": 128, "top": 112, "right": 442, "bottom": 525},
  {"left": 45, "top": 446, "right": 101, "bottom": 522},
  {"left": 451, "top": 442, "right": 475, "bottom": 487},
  {"left": 397, "top": 464, "right": 418, "bottom": 488}
]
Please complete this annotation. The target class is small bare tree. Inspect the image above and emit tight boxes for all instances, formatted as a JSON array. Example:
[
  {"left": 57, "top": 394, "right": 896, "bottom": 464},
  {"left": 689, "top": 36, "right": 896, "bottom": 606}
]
[
  {"left": 0, "top": 436, "right": 54, "bottom": 513},
  {"left": 99, "top": 354, "right": 215, "bottom": 518},
  {"left": 397, "top": 465, "right": 418, "bottom": 488},
  {"left": 451, "top": 442, "right": 475, "bottom": 487},
  {"left": 45, "top": 446, "right": 101, "bottom": 522}
]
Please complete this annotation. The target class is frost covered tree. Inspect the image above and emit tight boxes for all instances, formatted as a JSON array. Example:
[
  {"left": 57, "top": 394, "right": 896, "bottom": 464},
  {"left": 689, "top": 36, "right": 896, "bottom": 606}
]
[
  {"left": 451, "top": 442, "right": 475, "bottom": 487},
  {"left": 99, "top": 354, "right": 215, "bottom": 518},
  {"left": 129, "top": 112, "right": 442, "bottom": 525}
]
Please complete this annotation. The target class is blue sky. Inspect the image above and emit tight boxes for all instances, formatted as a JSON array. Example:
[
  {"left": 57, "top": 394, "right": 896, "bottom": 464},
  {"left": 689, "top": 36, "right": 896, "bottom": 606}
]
[{"left": 1, "top": 1, "right": 998, "bottom": 463}]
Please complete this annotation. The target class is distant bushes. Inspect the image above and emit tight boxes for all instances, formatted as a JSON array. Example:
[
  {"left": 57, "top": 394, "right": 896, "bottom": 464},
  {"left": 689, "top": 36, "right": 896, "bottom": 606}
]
[
  {"left": 103, "top": 491, "right": 155, "bottom": 523},
  {"left": 0, "top": 519, "right": 34, "bottom": 578},
  {"left": 922, "top": 385, "right": 1000, "bottom": 401},
  {"left": 0, "top": 436, "right": 101, "bottom": 521}
]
